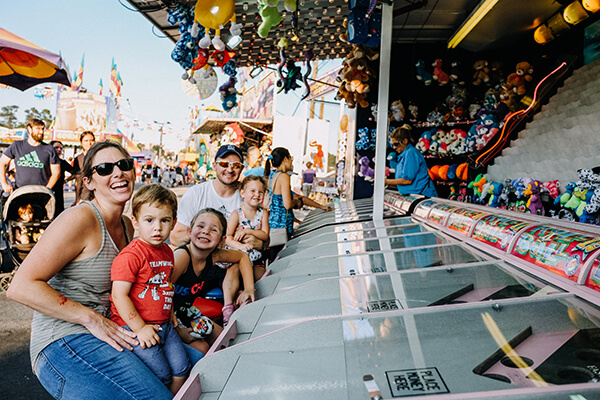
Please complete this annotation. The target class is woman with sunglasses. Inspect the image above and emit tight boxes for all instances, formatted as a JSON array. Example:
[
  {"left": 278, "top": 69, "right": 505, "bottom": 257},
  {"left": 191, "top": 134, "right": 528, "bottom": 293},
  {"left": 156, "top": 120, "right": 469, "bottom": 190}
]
[
  {"left": 385, "top": 124, "right": 437, "bottom": 198},
  {"left": 7, "top": 141, "right": 173, "bottom": 400},
  {"left": 263, "top": 147, "right": 302, "bottom": 261}
]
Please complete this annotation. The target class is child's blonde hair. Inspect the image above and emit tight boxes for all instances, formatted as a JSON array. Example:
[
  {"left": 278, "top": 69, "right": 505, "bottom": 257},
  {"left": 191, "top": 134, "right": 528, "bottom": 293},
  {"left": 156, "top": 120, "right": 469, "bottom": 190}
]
[
  {"left": 240, "top": 175, "right": 266, "bottom": 191},
  {"left": 131, "top": 184, "right": 178, "bottom": 220},
  {"left": 190, "top": 208, "right": 228, "bottom": 238}
]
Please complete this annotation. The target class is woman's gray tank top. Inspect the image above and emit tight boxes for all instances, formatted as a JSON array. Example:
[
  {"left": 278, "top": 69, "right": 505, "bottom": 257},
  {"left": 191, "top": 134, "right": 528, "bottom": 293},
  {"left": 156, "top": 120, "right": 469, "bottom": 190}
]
[{"left": 29, "top": 201, "right": 128, "bottom": 369}]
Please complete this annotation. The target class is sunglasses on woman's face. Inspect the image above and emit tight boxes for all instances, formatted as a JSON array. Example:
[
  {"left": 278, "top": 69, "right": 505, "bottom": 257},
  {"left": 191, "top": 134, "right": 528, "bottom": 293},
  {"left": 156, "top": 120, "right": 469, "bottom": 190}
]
[
  {"left": 92, "top": 158, "right": 135, "bottom": 176},
  {"left": 216, "top": 160, "right": 242, "bottom": 170}
]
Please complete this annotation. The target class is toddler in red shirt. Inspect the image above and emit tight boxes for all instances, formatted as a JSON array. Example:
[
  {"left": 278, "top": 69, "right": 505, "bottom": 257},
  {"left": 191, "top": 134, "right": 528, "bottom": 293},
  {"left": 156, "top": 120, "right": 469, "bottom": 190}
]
[{"left": 110, "top": 184, "right": 190, "bottom": 394}]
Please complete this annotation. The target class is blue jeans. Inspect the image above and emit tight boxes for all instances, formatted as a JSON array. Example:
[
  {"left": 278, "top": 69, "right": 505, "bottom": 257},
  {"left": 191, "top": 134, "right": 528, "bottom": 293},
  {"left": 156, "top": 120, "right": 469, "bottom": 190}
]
[
  {"left": 124, "top": 322, "right": 191, "bottom": 385},
  {"left": 35, "top": 333, "right": 173, "bottom": 400}
]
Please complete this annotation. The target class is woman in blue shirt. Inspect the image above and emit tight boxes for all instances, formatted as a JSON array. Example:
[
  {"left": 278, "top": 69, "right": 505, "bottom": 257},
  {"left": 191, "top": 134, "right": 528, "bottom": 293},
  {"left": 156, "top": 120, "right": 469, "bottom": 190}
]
[{"left": 384, "top": 124, "right": 438, "bottom": 197}]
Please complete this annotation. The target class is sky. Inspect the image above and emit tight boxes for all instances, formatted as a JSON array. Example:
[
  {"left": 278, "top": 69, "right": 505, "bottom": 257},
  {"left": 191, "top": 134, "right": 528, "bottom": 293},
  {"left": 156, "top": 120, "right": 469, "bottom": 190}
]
[
  {"left": 0, "top": 0, "right": 345, "bottom": 155},
  {"left": 0, "top": 0, "right": 214, "bottom": 150}
]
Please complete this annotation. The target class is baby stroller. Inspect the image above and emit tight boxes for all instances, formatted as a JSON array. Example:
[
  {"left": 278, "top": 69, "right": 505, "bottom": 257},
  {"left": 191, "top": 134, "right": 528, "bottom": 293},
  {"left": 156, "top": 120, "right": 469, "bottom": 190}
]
[{"left": 0, "top": 185, "right": 55, "bottom": 290}]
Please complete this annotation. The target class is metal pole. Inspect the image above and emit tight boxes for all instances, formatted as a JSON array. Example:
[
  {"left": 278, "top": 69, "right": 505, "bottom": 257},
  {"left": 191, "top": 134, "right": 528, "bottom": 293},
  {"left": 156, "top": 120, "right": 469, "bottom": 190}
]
[
  {"left": 159, "top": 124, "right": 163, "bottom": 165},
  {"left": 373, "top": 1, "right": 393, "bottom": 220}
]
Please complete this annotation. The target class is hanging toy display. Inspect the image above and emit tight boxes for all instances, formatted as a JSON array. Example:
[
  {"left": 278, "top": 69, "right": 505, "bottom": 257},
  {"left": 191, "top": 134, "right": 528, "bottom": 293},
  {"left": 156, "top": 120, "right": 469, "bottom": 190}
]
[
  {"left": 301, "top": 50, "right": 314, "bottom": 100},
  {"left": 167, "top": 3, "right": 204, "bottom": 82},
  {"left": 258, "top": 0, "right": 283, "bottom": 38},
  {"left": 219, "top": 76, "right": 239, "bottom": 112},
  {"left": 195, "top": 0, "right": 236, "bottom": 51},
  {"left": 275, "top": 38, "right": 303, "bottom": 94}
]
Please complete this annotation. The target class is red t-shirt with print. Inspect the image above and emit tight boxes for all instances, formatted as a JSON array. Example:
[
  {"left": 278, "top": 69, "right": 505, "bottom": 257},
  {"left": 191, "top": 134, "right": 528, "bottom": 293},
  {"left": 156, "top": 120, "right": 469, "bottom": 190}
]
[{"left": 110, "top": 239, "right": 175, "bottom": 326}]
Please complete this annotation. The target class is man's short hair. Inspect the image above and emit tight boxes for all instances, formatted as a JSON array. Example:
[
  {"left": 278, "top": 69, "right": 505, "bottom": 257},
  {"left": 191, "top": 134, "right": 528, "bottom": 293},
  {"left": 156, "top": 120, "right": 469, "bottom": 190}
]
[
  {"left": 131, "top": 184, "right": 178, "bottom": 220},
  {"left": 27, "top": 118, "right": 45, "bottom": 129},
  {"left": 214, "top": 144, "right": 243, "bottom": 162}
]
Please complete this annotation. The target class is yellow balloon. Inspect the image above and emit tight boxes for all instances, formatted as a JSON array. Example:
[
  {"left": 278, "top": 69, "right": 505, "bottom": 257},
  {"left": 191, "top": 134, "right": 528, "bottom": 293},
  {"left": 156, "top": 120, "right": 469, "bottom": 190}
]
[{"left": 195, "top": 0, "right": 235, "bottom": 30}]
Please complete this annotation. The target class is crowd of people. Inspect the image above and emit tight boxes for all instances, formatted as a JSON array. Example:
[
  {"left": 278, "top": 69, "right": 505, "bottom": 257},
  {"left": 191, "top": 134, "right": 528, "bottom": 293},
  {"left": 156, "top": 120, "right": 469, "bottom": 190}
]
[{"left": 4, "top": 121, "right": 335, "bottom": 399}]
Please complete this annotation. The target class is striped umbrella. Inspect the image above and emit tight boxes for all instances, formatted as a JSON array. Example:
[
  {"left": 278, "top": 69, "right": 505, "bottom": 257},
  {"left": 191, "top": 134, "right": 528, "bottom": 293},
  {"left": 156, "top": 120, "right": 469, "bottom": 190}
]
[{"left": 0, "top": 27, "right": 71, "bottom": 91}]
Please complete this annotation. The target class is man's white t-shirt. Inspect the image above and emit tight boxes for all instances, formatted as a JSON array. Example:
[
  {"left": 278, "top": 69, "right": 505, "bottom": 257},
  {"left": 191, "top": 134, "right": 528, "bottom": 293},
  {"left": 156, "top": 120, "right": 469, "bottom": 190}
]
[{"left": 177, "top": 180, "right": 242, "bottom": 227}]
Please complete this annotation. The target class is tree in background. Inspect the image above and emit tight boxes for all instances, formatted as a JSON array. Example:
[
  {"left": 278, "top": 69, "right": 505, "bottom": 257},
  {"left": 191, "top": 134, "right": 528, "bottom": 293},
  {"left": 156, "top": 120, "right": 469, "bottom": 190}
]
[
  {"left": 24, "top": 107, "right": 53, "bottom": 128},
  {"left": 0, "top": 105, "right": 19, "bottom": 128},
  {"left": 0, "top": 105, "right": 53, "bottom": 128}
]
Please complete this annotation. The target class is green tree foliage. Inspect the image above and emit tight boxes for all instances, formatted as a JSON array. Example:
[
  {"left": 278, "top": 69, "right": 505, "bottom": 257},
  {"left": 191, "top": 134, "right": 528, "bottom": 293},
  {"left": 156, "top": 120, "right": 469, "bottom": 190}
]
[
  {"left": 137, "top": 142, "right": 146, "bottom": 151},
  {"left": 24, "top": 107, "right": 54, "bottom": 127},
  {"left": 0, "top": 105, "right": 19, "bottom": 129},
  {"left": 0, "top": 105, "right": 54, "bottom": 129}
]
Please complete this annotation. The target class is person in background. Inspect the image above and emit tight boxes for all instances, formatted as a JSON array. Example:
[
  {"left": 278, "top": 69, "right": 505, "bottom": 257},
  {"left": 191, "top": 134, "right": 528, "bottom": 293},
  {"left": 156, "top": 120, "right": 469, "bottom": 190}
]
[
  {"left": 242, "top": 146, "right": 264, "bottom": 178},
  {"left": 264, "top": 147, "right": 301, "bottom": 261},
  {"left": 7, "top": 141, "right": 174, "bottom": 399},
  {"left": 71, "top": 131, "right": 96, "bottom": 204},
  {"left": 50, "top": 140, "right": 73, "bottom": 215},
  {"left": 385, "top": 124, "right": 437, "bottom": 197},
  {"left": 301, "top": 161, "right": 316, "bottom": 198},
  {"left": 0, "top": 118, "right": 60, "bottom": 194},
  {"left": 110, "top": 185, "right": 190, "bottom": 394}
]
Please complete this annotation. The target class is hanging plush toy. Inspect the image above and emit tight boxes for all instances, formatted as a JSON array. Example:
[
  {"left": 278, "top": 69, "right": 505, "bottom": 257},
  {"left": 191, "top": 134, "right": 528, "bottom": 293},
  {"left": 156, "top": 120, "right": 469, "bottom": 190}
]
[
  {"left": 195, "top": 0, "right": 236, "bottom": 51},
  {"left": 276, "top": 38, "right": 302, "bottom": 94},
  {"left": 168, "top": 4, "right": 204, "bottom": 82},
  {"left": 432, "top": 59, "right": 450, "bottom": 86},
  {"left": 258, "top": 0, "right": 283, "bottom": 38},
  {"left": 219, "top": 76, "right": 239, "bottom": 111},
  {"left": 416, "top": 60, "right": 433, "bottom": 85},
  {"left": 301, "top": 49, "right": 314, "bottom": 100}
]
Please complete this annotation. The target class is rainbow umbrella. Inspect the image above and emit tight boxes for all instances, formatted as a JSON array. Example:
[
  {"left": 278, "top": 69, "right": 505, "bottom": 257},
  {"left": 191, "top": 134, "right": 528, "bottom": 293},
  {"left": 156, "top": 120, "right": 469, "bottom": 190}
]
[{"left": 0, "top": 27, "right": 70, "bottom": 91}]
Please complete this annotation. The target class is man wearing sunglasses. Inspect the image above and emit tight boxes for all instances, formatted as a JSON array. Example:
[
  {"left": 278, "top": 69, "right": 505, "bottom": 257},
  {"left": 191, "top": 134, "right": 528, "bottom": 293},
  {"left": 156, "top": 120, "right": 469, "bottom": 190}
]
[
  {"left": 0, "top": 118, "right": 60, "bottom": 195},
  {"left": 171, "top": 145, "right": 261, "bottom": 247}
]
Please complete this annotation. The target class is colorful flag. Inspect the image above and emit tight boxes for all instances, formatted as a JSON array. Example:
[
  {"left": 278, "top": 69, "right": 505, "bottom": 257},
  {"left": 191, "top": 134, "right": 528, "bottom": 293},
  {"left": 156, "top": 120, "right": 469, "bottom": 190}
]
[
  {"left": 116, "top": 72, "right": 123, "bottom": 97},
  {"left": 109, "top": 58, "right": 118, "bottom": 97},
  {"left": 71, "top": 54, "right": 84, "bottom": 91},
  {"left": 99, "top": 78, "right": 103, "bottom": 96}
]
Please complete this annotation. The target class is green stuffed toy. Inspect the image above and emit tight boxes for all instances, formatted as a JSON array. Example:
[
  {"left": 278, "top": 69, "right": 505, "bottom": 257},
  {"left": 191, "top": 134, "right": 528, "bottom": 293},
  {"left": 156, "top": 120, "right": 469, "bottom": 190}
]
[{"left": 258, "top": 1, "right": 283, "bottom": 38}]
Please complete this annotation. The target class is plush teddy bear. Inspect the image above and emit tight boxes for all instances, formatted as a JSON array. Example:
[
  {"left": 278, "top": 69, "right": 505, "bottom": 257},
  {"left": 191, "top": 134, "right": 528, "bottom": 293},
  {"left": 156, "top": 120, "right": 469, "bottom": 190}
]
[
  {"left": 358, "top": 156, "right": 375, "bottom": 181},
  {"left": 450, "top": 60, "right": 466, "bottom": 86},
  {"left": 504, "top": 62, "right": 533, "bottom": 95},
  {"left": 472, "top": 60, "right": 490, "bottom": 86},
  {"left": 389, "top": 100, "right": 405, "bottom": 122},
  {"left": 432, "top": 59, "right": 450, "bottom": 86},
  {"left": 416, "top": 60, "right": 433, "bottom": 85},
  {"left": 499, "top": 178, "right": 517, "bottom": 209},
  {"left": 387, "top": 151, "right": 398, "bottom": 173},
  {"left": 488, "top": 181, "right": 504, "bottom": 208},
  {"left": 523, "top": 179, "right": 545, "bottom": 215},
  {"left": 416, "top": 129, "right": 434, "bottom": 154},
  {"left": 426, "top": 109, "right": 445, "bottom": 125},
  {"left": 542, "top": 180, "right": 560, "bottom": 200},
  {"left": 448, "top": 129, "right": 467, "bottom": 155},
  {"left": 584, "top": 166, "right": 600, "bottom": 216}
]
